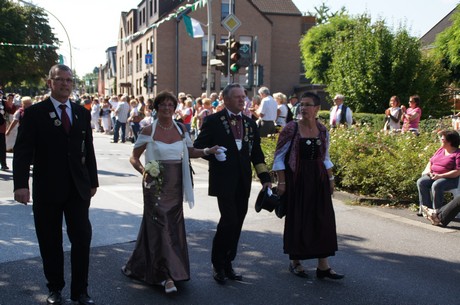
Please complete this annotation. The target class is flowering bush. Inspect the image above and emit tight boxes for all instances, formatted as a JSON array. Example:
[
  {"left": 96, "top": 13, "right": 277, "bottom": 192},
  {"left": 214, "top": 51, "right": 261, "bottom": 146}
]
[{"left": 143, "top": 160, "right": 163, "bottom": 195}]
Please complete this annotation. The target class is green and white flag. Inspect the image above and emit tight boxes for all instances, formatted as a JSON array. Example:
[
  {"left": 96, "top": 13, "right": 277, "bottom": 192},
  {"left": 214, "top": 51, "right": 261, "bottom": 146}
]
[{"left": 183, "top": 15, "right": 204, "bottom": 38}]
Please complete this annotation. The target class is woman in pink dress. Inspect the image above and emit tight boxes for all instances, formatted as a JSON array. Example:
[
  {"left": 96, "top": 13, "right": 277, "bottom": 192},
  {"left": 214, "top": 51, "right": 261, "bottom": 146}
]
[{"left": 401, "top": 95, "right": 421, "bottom": 135}]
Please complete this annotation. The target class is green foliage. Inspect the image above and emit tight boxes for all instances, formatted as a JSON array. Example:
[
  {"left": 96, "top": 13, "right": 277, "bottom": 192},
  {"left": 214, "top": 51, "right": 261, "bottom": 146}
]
[
  {"left": 0, "top": 0, "right": 59, "bottom": 87},
  {"left": 434, "top": 5, "right": 460, "bottom": 85},
  {"left": 300, "top": 14, "right": 357, "bottom": 84},
  {"left": 328, "top": 126, "right": 439, "bottom": 201},
  {"left": 307, "top": 2, "right": 347, "bottom": 25},
  {"left": 300, "top": 11, "right": 450, "bottom": 117}
]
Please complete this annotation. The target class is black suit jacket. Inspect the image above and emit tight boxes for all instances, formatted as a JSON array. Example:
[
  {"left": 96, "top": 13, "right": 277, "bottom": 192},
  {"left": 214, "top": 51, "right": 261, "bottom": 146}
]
[
  {"left": 193, "top": 110, "right": 270, "bottom": 198},
  {"left": 13, "top": 98, "right": 98, "bottom": 202}
]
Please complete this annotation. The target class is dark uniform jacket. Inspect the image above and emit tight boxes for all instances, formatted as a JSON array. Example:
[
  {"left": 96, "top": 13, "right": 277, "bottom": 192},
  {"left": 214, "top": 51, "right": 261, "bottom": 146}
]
[
  {"left": 13, "top": 98, "right": 98, "bottom": 202},
  {"left": 194, "top": 109, "right": 270, "bottom": 198}
]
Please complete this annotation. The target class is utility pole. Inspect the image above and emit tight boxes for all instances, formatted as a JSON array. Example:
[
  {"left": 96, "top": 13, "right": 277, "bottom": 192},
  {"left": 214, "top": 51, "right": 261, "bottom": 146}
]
[{"left": 206, "top": 0, "right": 213, "bottom": 96}]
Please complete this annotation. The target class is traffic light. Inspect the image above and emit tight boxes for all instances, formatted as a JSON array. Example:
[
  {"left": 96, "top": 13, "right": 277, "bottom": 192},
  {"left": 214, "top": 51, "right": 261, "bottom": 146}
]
[
  {"left": 245, "top": 64, "right": 254, "bottom": 89},
  {"left": 229, "top": 38, "right": 241, "bottom": 74},
  {"left": 143, "top": 73, "right": 148, "bottom": 88},
  {"left": 150, "top": 73, "right": 157, "bottom": 87},
  {"left": 211, "top": 41, "right": 229, "bottom": 76}
]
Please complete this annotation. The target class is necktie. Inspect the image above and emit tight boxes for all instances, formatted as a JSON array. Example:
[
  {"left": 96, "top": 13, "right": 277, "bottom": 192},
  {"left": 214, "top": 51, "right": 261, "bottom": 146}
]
[
  {"left": 59, "top": 104, "right": 71, "bottom": 133},
  {"left": 230, "top": 114, "right": 242, "bottom": 139}
]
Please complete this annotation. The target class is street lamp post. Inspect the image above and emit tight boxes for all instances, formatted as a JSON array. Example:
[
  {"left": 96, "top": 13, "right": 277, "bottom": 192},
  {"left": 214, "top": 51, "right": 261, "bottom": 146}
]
[{"left": 18, "top": 0, "right": 73, "bottom": 71}]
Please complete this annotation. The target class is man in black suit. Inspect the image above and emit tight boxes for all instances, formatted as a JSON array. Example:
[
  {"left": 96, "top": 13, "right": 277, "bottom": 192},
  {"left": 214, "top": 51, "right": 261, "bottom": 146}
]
[
  {"left": 194, "top": 83, "right": 271, "bottom": 284},
  {"left": 13, "top": 64, "right": 98, "bottom": 305}
]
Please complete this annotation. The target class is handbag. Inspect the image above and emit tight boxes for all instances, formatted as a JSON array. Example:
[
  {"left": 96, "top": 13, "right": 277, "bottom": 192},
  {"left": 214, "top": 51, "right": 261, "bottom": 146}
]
[{"left": 275, "top": 122, "right": 298, "bottom": 219}]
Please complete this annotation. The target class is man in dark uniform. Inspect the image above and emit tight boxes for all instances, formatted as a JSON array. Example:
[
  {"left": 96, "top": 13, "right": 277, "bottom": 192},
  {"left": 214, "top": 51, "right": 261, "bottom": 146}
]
[
  {"left": 194, "top": 83, "right": 271, "bottom": 284},
  {"left": 13, "top": 64, "right": 99, "bottom": 305}
]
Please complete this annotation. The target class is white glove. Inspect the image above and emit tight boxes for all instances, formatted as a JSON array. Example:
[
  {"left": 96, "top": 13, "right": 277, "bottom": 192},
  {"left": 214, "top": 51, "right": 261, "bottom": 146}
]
[
  {"left": 215, "top": 152, "right": 226, "bottom": 161},
  {"left": 216, "top": 147, "right": 227, "bottom": 154}
]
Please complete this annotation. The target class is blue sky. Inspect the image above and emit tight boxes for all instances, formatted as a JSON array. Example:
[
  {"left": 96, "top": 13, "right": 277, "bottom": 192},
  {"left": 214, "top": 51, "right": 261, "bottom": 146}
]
[{"left": 19, "top": 0, "right": 459, "bottom": 75}]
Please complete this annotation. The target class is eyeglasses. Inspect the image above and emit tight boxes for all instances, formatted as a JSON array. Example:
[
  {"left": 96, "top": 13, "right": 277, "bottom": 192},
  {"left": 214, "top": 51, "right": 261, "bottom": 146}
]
[
  {"left": 158, "top": 103, "right": 175, "bottom": 109},
  {"left": 52, "top": 77, "right": 73, "bottom": 83},
  {"left": 300, "top": 104, "right": 317, "bottom": 107}
]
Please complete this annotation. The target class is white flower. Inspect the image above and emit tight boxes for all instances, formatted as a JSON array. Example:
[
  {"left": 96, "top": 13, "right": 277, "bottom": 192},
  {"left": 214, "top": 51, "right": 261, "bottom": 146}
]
[
  {"left": 143, "top": 160, "right": 163, "bottom": 195},
  {"left": 145, "top": 160, "right": 161, "bottom": 177}
]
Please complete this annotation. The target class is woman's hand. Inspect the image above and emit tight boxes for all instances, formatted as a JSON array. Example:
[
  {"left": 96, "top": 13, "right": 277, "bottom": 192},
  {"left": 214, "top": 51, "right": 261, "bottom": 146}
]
[
  {"left": 207, "top": 145, "right": 222, "bottom": 155},
  {"left": 330, "top": 180, "right": 335, "bottom": 195}
]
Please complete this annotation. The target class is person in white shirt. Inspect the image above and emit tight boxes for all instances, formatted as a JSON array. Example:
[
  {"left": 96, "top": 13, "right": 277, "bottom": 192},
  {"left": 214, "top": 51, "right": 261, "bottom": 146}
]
[
  {"left": 257, "top": 86, "right": 278, "bottom": 137},
  {"left": 274, "top": 92, "right": 289, "bottom": 128},
  {"left": 329, "top": 94, "right": 353, "bottom": 128},
  {"left": 112, "top": 95, "right": 130, "bottom": 143}
]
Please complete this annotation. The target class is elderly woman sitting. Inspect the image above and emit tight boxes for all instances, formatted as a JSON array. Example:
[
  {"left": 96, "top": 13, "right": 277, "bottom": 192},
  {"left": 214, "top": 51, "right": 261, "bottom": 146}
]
[{"left": 417, "top": 130, "right": 460, "bottom": 216}]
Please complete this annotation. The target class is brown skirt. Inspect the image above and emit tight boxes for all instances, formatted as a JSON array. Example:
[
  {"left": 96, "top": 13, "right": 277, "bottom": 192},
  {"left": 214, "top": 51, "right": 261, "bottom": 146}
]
[{"left": 124, "top": 161, "right": 190, "bottom": 284}]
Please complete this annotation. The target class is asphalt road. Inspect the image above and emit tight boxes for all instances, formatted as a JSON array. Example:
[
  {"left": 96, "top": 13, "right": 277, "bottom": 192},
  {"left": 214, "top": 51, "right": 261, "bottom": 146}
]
[{"left": 1, "top": 132, "right": 460, "bottom": 305}]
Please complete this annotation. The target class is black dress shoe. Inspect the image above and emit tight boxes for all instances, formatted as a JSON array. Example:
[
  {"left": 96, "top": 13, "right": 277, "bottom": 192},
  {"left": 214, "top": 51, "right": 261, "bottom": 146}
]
[
  {"left": 213, "top": 267, "right": 227, "bottom": 284},
  {"left": 316, "top": 268, "right": 344, "bottom": 280},
  {"left": 46, "top": 290, "right": 62, "bottom": 305},
  {"left": 225, "top": 267, "right": 243, "bottom": 281},
  {"left": 72, "top": 293, "right": 95, "bottom": 305}
]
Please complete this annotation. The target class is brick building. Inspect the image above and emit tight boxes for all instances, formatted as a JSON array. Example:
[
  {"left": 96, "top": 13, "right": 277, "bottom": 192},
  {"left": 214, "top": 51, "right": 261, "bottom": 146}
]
[{"left": 111, "top": 0, "right": 308, "bottom": 99}]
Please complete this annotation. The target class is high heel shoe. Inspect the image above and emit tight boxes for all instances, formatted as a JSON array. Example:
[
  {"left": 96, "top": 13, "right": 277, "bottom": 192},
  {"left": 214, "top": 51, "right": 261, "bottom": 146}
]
[
  {"left": 316, "top": 268, "right": 344, "bottom": 280},
  {"left": 289, "top": 262, "right": 308, "bottom": 278},
  {"left": 163, "top": 280, "right": 177, "bottom": 294}
]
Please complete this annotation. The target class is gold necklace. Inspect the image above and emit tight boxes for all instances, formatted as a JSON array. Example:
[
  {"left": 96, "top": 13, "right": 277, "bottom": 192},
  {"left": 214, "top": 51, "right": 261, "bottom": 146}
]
[{"left": 157, "top": 121, "right": 174, "bottom": 130}]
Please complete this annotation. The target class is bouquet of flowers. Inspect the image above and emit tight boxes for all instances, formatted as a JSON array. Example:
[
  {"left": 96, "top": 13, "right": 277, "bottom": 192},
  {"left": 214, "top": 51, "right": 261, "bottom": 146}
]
[{"left": 143, "top": 160, "right": 163, "bottom": 195}]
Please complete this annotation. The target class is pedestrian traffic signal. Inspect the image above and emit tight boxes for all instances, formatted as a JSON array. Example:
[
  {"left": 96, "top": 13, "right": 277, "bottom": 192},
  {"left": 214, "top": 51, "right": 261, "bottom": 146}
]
[
  {"left": 229, "top": 38, "right": 241, "bottom": 74},
  {"left": 211, "top": 41, "right": 229, "bottom": 76}
]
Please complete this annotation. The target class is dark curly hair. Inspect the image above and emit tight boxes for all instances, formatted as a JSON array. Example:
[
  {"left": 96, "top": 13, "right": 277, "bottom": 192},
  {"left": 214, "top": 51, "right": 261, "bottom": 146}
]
[{"left": 153, "top": 91, "right": 178, "bottom": 111}]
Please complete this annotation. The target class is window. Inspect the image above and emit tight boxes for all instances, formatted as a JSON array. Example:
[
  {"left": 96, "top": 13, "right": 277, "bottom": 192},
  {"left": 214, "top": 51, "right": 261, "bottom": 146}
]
[
  {"left": 149, "top": 0, "right": 153, "bottom": 16},
  {"left": 221, "top": 0, "right": 232, "bottom": 20},
  {"left": 202, "top": 36, "right": 216, "bottom": 65},
  {"left": 201, "top": 73, "right": 215, "bottom": 90}
]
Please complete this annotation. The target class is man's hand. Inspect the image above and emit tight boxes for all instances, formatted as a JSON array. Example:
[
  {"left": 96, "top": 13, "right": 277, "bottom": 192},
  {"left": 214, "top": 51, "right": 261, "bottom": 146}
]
[
  {"left": 90, "top": 188, "right": 97, "bottom": 197},
  {"left": 14, "top": 188, "right": 30, "bottom": 205}
]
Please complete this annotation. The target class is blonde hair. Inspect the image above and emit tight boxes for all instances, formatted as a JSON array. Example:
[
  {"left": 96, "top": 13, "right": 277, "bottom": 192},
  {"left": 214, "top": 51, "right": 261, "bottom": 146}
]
[
  {"left": 202, "top": 98, "right": 212, "bottom": 107},
  {"left": 273, "top": 92, "right": 287, "bottom": 104},
  {"left": 21, "top": 96, "right": 32, "bottom": 106},
  {"left": 130, "top": 99, "right": 138, "bottom": 106}
]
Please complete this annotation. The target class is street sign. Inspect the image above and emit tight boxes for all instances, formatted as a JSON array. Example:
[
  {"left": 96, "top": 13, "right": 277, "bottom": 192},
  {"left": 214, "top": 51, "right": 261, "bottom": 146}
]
[
  {"left": 238, "top": 43, "right": 251, "bottom": 67},
  {"left": 145, "top": 53, "right": 153, "bottom": 65},
  {"left": 221, "top": 14, "right": 241, "bottom": 33}
]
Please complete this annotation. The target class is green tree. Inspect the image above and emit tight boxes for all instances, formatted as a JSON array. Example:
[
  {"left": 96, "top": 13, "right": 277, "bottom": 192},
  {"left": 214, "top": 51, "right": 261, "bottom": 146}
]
[
  {"left": 434, "top": 5, "right": 460, "bottom": 85},
  {"left": 0, "top": 0, "right": 59, "bottom": 88},
  {"left": 300, "top": 12, "right": 450, "bottom": 116},
  {"left": 307, "top": 2, "right": 347, "bottom": 25},
  {"left": 300, "top": 14, "right": 357, "bottom": 84}
]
